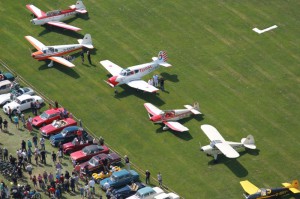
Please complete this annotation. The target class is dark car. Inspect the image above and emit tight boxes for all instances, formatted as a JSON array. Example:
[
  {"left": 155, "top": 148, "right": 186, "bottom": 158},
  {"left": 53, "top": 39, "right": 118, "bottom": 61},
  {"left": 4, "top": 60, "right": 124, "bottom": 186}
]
[
  {"left": 78, "top": 152, "right": 121, "bottom": 174},
  {"left": 50, "top": 126, "right": 88, "bottom": 147},
  {"left": 0, "top": 71, "right": 15, "bottom": 82},
  {"left": 111, "top": 182, "right": 146, "bottom": 199},
  {"left": 70, "top": 144, "right": 110, "bottom": 163},
  {"left": 62, "top": 136, "right": 94, "bottom": 155}
]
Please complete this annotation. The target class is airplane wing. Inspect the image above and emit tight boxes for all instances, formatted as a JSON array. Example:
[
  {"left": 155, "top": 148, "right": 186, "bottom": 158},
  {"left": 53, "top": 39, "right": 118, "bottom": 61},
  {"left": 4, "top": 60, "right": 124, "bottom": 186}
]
[
  {"left": 26, "top": 4, "right": 46, "bottom": 18},
  {"left": 240, "top": 180, "right": 260, "bottom": 195},
  {"left": 164, "top": 121, "right": 189, "bottom": 132},
  {"left": 48, "top": 57, "right": 75, "bottom": 68},
  {"left": 201, "top": 124, "right": 226, "bottom": 142},
  {"left": 47, "top": 21, "right": 81, "bottom": 31},
  {"left": 127, "top": 80, "right": 159, "bottom": 93},
  {"left": 201, "top": 124, "right": 239, "bottom": 158},
  {"left": 25, "top": 36, "right": 46, "bottom": 51},
  {"left": 215, "top": 142, "right": 240, "bottom": 158},
  {"left": 144, "top": 103, "right": 162, "bottom": 116},
  {"left": 100, "top": 60, "right": 123, "bottom": 76}
]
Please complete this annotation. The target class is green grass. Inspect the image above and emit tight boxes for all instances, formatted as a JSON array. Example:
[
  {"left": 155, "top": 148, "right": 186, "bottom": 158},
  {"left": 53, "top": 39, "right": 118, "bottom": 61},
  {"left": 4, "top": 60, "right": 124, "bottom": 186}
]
[{"left": 1, "top": 0, "right": 300, "bottom": 198}]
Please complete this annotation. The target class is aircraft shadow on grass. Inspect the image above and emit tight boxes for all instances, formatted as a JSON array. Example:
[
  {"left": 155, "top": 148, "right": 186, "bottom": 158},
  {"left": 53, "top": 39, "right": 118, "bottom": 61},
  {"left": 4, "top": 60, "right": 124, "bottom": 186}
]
[
  {"left": 206, "top": 149, "right": 260, "bottom": 178},
  {"left": 160, "top": 72, "right": 179, "bottom": 83},
  {"left": 38, "top": 62, "right": 80, "bottom": 79},
  {"left": 113, "top": 85, "right": 165, "bottom": 106}
]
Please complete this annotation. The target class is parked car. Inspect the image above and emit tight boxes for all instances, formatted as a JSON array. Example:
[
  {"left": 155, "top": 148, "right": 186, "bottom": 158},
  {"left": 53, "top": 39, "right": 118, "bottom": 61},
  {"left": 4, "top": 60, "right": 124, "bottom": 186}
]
[
  {"left": 32, "top": 108, "right": 64, "bottom": 127},
  {"left": 3, "top": 94, "right": 43, "bottom": 115},
  {"left": 62, "top": 135, "right": 93, "bottom": 154},
  {"left": 78, "top": 152, "right": 121, "bottom": 174},
  {"left": 126, "top": 187, "right": 164, "bottom": 199},
  {"left": 40, "top": 118, "right": 77, "bottom": 138},
  {"left": 154, "top": 193, "right": 180, "bottom": 199},
  {"left": 0, "top": 80, "right": 13, "bottom": 95},
  {"left": 110, "top": 182, "right": 146, "bottom": 199},
  {"left": 50, "top": 126, "right": 90, "bottom": 147},
  {"left": 100, "top": 169, "right": 139, "bottom": 190},
  {"left": 0, "top": 71, "right": 15, "bottom": 82},
  {"left": 70, "top": 144, "right": 110, "bottom": 163},
  {"left": 0, "top": 87, "right": 35, "bottom": 106}
]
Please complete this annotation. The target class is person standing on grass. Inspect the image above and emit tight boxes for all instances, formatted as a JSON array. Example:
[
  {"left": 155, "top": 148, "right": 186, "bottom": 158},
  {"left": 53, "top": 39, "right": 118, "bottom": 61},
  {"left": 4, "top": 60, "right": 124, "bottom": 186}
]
[
  {"left": 145, "top": 170, "right": 151, "bottom": 184},
  {"left": 40, "top": 137, "right": 45, "bottom": 150},
  {"left": 3, "top": 119, "right": 8, "bottom": 131},
  {"left": 26, "top": 163, "right": 33, "bottom": 179},
  {"left": 81, "top": 50, "right": 85, "bottom": 64},
  {"left": 157, "top": 172, "right": 162, "bottom": 187},
  {"left": 57, "top": 149, "right": 63, "bottom": 163},
  {"left": 41, "top": 149, "right": 46, "bottom": 164},
  {"left": 124, "top": 155, "right": 130, "bottom": 170},
  {"left": 13, "top": 115, "right": 19, "bottom": 129},
  {"left": 32, "top": 135, "right": 38, "bottom": 147},
  {"left": 20, "top": 113, "right": 26, "bottom": 128},
  {"left": 52, "top": 151, "right": 57, "bottom": 164},
  {"left": 27, "top": 149, "right": 32, "bottom": 163},
  {"left": 27, "top": 139, "right": 32, "bottom": 151},
  {"left": 87, "top": 50, "right": 92, "bottom": 64},
  {"left": 8, "top": 107, "right": 12, "bottom": 122},
  {"left": 0, "top": 115, "right": 3, "bottom": 131},
  {"left": 27, "top": 118, "right": 33, "bottom": 133}
]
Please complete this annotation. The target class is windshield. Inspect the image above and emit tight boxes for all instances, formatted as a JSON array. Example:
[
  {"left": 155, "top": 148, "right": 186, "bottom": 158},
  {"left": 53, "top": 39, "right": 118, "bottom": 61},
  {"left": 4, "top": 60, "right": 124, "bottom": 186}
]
[
  {"left": 82, "top": 147, "right": 89, "bottom": 155},
  {"left": 89, "top": 158, "right": 96, "bottom": 166},
  {"left": 110, "top": 175, "right": 116, "bottom": 182},
  {"left": 15, "top": 99, "right": 21, "bottom": 104},
  {"left": 40, "top": 112, "right": 49, "bottom": 120},
  {"left": 61, "top": 129, "right": 67, "bottom": 137}
]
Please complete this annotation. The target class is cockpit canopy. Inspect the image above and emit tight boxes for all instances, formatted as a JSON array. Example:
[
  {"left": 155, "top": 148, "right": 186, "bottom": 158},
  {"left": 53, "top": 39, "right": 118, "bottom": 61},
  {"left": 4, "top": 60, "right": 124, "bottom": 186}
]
[
  {"left": 259, "top": 188, "right": 271, "bottom": 196},
  {"left": 120, "top": 68, "right": 138, "bottom": 76},
  {"left": 46, "top": 10, "right": 61, "bottom": 17},
  {"left": 42, "top": 47, "right": 57, "bottom": 54}
]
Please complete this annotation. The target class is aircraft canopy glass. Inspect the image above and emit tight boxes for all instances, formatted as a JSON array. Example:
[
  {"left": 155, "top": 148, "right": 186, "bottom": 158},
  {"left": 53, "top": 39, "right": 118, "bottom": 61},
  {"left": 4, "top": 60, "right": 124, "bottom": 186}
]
[
  {"left": 120, "top": 69, "right": 134, "bottom": 76},
  {"left": 46, "top": 10, "right": 61, "bottom": 16}
]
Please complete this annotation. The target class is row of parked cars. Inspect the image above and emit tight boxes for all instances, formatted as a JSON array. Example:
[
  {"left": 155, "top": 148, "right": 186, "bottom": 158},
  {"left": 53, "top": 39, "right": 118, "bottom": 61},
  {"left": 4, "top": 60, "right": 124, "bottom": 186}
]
[{"left": 0, "top": 78, "right": 180, "bottom": 199}]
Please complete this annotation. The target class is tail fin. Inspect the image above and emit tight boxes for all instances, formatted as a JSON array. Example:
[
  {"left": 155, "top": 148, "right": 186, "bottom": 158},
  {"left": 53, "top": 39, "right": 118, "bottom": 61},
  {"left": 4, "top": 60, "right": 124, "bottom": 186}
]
[
  {"left": 70, "top": 0, "right": 87, "bottom": 13},
  {"left": 152, "top": 51, "right": 172, "bottom": 67},
  {"left": 78, "top": 34, "right": 93, "bottom": 49},
  {"left": 241, "top": 135, "right": 256, "bottom": 149},
  {"left": 184, "top": 102, "right": 201, "bottom": 115},
  {"left": 282, "top": 180, "right": 300, "bottom": 194}
]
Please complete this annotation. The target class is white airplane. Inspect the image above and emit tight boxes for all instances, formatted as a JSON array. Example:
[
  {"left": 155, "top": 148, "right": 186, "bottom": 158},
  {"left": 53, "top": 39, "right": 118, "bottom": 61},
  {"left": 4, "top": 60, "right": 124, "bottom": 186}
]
[
  {"left": 200, "top": 124, "right": 256, "bottom": 160},
  {"left": 100, "top": 51, "right": 171, "bottom": 93},
  {"left": 25, "top": 34, "right": 93, "bottom": 67},
  {"left": 26, "top": 0, "right": 87, "bottom": 31},
  {"left": 144, "top": 102, "right": 201, "bottom": 132}
]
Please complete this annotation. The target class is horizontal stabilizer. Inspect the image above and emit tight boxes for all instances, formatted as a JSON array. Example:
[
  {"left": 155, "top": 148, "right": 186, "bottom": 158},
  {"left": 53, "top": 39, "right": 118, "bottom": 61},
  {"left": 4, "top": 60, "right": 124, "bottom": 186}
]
[
  {"left": 75, "top": 9, "right": 87, "bottom": 14},
  {"left": 289, "top": 188, "right": 300, "bottom": 194},
  {"left": 159, "top": 62, "right": 172, "bottom": 67},
  {"left": 241, "top": 135, "right": 256, "bottom": 149},
  {"left": 184, "top": 105, "right": 201, "bottom": 114}
]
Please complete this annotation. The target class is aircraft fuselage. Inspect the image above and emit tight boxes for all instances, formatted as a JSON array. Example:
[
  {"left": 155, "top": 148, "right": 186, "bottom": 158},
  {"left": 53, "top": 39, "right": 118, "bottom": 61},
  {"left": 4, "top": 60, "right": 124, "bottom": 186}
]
[
  {"left": 32, "top": 44, "right": 83, "bottom": 60},
  {"left": 245, "top": 187, "right": 290, "bottom": 199},
  {"left": 31, "top": 9, "right": 77, "bottom": 25}
]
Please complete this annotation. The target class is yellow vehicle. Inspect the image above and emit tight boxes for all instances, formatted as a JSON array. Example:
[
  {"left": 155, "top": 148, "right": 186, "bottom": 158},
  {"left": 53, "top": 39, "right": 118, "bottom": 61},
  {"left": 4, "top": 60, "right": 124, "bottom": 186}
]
[{"left": 92, "top": 166, "right": 121, "bottom": 183}]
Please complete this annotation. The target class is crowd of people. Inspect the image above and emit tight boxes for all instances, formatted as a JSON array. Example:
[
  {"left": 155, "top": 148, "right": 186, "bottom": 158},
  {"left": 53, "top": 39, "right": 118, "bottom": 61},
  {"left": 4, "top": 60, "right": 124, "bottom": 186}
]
[{"left": 148, "top": 74, "right": 165, "bottom": 91}]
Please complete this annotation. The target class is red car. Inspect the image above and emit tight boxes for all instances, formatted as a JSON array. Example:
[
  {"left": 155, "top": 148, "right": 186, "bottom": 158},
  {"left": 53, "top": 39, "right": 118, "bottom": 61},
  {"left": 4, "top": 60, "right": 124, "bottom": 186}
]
[
  {"left": 78, "top": 153, "right": 121, "bottom": 174},
  {"left": 32, "top": 108, "right": 64, "bottom": 127},
  {"left": 40, "top": 118, "right": 77, "bottom": 137},
  {"left": 70, "top": 144, "right": 109, "bottom": 163},
  {"left": 63, "top": 136, "right": 94, "bottom": 155}
]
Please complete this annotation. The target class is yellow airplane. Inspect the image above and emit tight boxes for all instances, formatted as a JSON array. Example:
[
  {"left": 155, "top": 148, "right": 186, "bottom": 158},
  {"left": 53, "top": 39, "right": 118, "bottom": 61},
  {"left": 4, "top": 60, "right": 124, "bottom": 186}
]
[{"left": 240, "top": 180, "right": 300, "bottom": 199}]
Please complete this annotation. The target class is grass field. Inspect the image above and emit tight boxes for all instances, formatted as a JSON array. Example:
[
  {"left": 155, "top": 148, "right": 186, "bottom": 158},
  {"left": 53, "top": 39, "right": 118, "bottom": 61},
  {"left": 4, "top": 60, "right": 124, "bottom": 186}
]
[{"left": 1, "top": 0, "right": 300, "bottom": 198}]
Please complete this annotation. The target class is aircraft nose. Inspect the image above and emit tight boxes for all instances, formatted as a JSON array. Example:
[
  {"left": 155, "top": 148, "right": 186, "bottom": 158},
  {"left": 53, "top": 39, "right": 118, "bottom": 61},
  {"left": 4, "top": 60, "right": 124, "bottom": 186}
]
[
  {"left": 108, "top": 76, "right": 119, "bottom": 87},
  {"left": 200, "top": 148, "right": 204, "bottom": 151},
  {"left": 150, "top": 115, "right": 161, "bottom": 122}
]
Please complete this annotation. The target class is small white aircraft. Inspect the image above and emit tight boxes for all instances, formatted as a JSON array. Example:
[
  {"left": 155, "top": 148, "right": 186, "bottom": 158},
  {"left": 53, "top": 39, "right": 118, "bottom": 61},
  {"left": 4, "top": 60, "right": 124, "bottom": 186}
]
[
  {"left": 144, "top": 102, "right": 201, "bottom": 132},
  {"left": 25, "top": 34, "right": 93, "bottom": 67},
  {"left": 100, "top": 51, "right": 171, "bottom": 93},
  {"left": 200, "top": 124, "right": 256, "bottom": 160},
  {"left": 26, "top": 0, "right": 87, "bottom": 31}
]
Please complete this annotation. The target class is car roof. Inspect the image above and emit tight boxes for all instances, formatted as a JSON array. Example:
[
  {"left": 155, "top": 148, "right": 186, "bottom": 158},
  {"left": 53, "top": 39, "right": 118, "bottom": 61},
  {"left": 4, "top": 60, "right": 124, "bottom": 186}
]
[
  {"left": 16, "top": 94, "right": 33, "bottom": 101},
  {"left": 112, "top": 169, "right": 130, "bottom": 177},
  {"left": 45, "top": 108, "right": 64, "bottom": 114},
  {"left": 84, "top": 145, "right": 102, "bottom": 151},
  {"left": 138, "top": 187, "right": 154, "bottom": 195},
  {"left": 0, "top": 80, "right": 12, "bottom": 86}
]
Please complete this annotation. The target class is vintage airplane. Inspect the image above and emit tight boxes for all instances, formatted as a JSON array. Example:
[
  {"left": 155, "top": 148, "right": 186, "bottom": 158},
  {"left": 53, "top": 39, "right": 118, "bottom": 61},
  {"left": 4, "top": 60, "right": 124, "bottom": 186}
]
[
  {"left": 144, "top": 102, "right": 201, "bottom": 132},
  {"left": 240, "top": 180, "right": 300, "bottom": 199},
  {"left": 25, "top": 34, "right": 93, "bottom": 67},
  {"left": 100, "top": 51, "right": 171, "bottom": 93},
  {"left": 200, "top": 124, "right": 256, "bottom": 160},
  {"left": 26, "top": 0, "right": 87, "bottom": 31}
]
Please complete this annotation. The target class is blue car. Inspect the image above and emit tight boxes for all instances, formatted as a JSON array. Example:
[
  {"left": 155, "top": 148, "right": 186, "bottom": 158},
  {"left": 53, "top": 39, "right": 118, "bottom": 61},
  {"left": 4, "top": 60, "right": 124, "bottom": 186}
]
[
  {"left": 50, "top": 126, "right": 88, "bottom": 147},
  {"left": 111, "top": 182, "right": 145, "bottom": 199},
  {"left": 100, "top": 169, "right": 139, "bottom": 190}
]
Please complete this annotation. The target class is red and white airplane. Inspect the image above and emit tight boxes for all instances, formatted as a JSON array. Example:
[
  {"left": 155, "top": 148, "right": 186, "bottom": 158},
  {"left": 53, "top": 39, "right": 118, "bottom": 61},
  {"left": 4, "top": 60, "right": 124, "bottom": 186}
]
[
  {"left": 144, "top": 102, "right": 202, "bottom": 132},
  {"left": 26, "top": 0, "right": 87, "bottom": 32},
  {"left": 100, "top": 51, "right": 171, "bottom": 93},
  {"left": 25, "top": 34, "right": 93, "bottom": 67}
]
